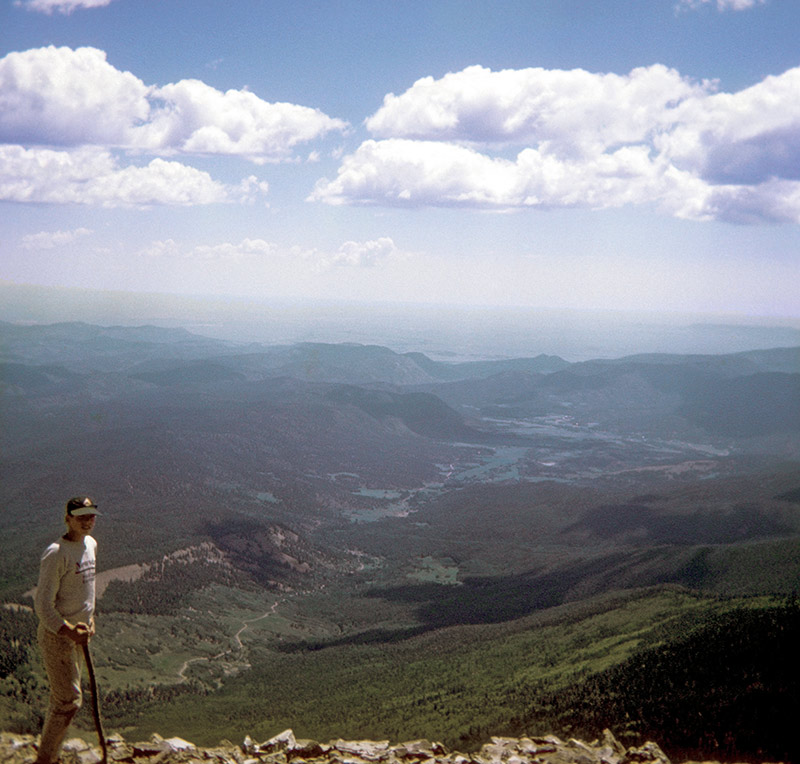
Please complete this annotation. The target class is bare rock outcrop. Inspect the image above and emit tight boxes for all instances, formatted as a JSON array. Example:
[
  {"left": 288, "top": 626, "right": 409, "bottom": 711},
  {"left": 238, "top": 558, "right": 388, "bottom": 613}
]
[{"left": 0, "top": 728, "right": 751, "bottom": 764}]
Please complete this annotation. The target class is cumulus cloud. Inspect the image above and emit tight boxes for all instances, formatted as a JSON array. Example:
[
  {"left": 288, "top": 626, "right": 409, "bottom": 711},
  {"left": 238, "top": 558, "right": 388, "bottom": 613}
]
[
  {"left": 21, "top": 227, "right": 93, "bottom": 249},
  {"left": 312, "top": 64, "right": 800, "bottom": 224},
  {"left": 0, "top": 46, "right": 348, "bottom": 162},
  {"left": 365, "top": 64, "right": 707, "bottom": 153},
  {"left": 0, "top": 45, "right": 331, "bottom": 206},
  {"left": 660, "top": 68, "right": 800, "bottom": 184},
  {"left": 677, "top": 0, "right": 766, "bottom": 11},
  {"left": 310, "top": 138, "right": 684, "bottom": 211},
  {"left": 0, "top": 145, "right": 264, "bottom": 206},
  {"left": 0, "top": 47, "right": 149, "bottom": 147},
  {"left": 142, "top": 79, "right": 348, "bottom": 163},
  {"left": 15, "top": 0, "right": 114, "bottom": 14},
  {"left": 141, "top": 238, "right": 278, "bottom": 261},
  {"left": 326, "top": 237, "right": 398, "bottom": 268}
]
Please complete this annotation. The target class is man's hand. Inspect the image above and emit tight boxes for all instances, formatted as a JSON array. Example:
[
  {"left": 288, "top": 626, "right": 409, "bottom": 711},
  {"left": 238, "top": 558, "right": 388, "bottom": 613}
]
[{"left": 59, "top": 621, "right": 91, "bottom": 645}]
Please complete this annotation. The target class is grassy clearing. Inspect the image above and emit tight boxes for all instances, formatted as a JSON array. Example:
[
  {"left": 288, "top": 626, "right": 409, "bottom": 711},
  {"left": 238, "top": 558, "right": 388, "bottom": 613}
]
[{"left": 406, "top": 556, "right": 461, "bottom": 585}]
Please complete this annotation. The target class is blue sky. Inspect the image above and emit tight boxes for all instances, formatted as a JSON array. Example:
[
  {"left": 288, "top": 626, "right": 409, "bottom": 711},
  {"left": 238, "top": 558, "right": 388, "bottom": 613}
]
[{"left": 2, "top": 0, "right": 799, "bottom": 320}]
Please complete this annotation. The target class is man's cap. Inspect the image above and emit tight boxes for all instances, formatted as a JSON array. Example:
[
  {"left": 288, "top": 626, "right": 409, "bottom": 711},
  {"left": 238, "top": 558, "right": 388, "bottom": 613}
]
[{"left": 66, "top": 496, "right": 100, "bottom": 516}]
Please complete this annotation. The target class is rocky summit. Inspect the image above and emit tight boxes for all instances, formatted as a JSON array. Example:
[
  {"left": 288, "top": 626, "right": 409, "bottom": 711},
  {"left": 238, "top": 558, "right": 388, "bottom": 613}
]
[{"left": 0, "top": 727, "right": 766, "bottom": 764}]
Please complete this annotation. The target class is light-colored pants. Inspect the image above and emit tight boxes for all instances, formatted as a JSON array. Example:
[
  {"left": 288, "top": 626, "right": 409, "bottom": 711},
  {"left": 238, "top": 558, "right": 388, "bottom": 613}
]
[{"left": 36, "top": 623, "right": 84, "bottom": 764}]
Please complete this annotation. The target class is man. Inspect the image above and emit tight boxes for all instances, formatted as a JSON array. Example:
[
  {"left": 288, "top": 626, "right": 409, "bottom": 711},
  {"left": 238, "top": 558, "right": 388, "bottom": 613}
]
[{"left": 34, "top": 497, "right": 100, "bottom": 764}]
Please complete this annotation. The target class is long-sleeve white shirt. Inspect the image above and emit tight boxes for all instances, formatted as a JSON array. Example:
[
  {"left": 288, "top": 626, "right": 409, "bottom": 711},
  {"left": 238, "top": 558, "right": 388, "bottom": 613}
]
[{"left": 34, "top": 535, "right": 97, "bottom": 634}]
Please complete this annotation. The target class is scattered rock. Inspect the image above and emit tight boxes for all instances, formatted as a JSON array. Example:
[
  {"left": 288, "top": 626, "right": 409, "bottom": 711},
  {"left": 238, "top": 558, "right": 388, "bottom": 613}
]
[
  {"left": 163, "top": 737, "right": 197, "bottom": 752},
  {"left": 291, "top": 739, "right": 330, "bottom": 760},
  {"left": 621, "top": 742, "right": 670, "bottom": 764},
  {"left": 331, "top": 739, "right": 391, "bottom": 761},
  {"left": 244, "top": 737, "right": 260, "bottom": 756},
  {"left": 0, "top": 729, "right": 781, "bottom": 764},
  {"left": 260, "top": 729, "right": 298, "bottom": 754}
]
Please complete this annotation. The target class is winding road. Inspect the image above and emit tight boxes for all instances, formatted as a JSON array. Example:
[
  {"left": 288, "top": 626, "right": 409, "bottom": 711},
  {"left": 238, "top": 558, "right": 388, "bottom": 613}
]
[{"left": 177, "top": 600, "right": 280, "bottom": 681}]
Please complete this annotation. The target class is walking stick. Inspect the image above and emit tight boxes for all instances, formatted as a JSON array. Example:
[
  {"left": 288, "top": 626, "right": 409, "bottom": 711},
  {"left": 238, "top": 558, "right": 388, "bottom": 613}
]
[{"left": 82, "top": 642, "right": 108, "bottom": 764}]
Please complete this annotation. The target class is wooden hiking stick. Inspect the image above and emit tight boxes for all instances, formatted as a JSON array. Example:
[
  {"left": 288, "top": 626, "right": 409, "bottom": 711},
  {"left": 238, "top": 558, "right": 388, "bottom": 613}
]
[{"left": 82, "top": 643, "right": 107, "bottom": 764}]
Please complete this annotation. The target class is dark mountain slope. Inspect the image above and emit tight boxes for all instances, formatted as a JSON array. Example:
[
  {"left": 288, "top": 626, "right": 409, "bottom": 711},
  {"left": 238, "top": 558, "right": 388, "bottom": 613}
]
[
  {"left": 678, "top": 372, "right": 800, "bottom": 437},
  {"left": 422, "top": 354, "right": 800, "bottom": 446},
  {"left": 325, "top": 385, "right": 497, "bottom": 442},
  {"left": 409, "top": 370, "right": 547, "bottom": 411},
  {"left": 0, "top": 362, "right": 81, "bottom": 391},
  {"left": 130, "top": 361, "right": 247, "bottom": 386},
  {"left": 0, "top": 373, "right": 476, "bottom": 596},
  {"left": 528, "top": 602, "right": 800, "bottom": 762}
]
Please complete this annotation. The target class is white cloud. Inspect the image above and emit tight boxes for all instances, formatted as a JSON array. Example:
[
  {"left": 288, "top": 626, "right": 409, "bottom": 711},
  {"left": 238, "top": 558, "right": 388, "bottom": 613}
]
[
  {"left": 0, "top": 47, "right": 150, "bottom": 147},
  {"left": 143, "top": 79, "right": 348, "bottom": 164},
  {"left": 192, "top": 239, "right": 278, "bottom": 261},
  {"left": 21, "top": 227, "right": 93, "bottom": 250},
  {"left": 0, "top": 145, "right": 263, "bottom": 207},
  {"left": 15, "top": 0, "right": 114, "bottom": 14},
  {"left": 695, "top": 179, "right": 800, "bottom": 224},
  {"left": 660, "top": 68, "right": 800, "bottom": 184},
  {"left": 313, "top": 64, "right": 800, "bottom": 224},
  {"left": 310, "top": 138, "right": 687, "bottom": 212},
  {"left": 139, "top": 239, "right": 183, "bottom": 259},
  {"left": 326, "top": 237, "right": 398, "bottom": 268},
  {"left": 366, "top": 64, "right": 708, "bottom": 154},
  {"left": 0, "top": 46, "right": 296, "bottom": 207},
  {"left": 0, "top": 46, "right": 348, "bottom": 162},
  {"left": 236, "top": 176, "right": 271, "bottom": 201},
  {"left": 141, "top": 238, "right": 279, "bottom": 261},
  {"left": 677, "top": 0, "right": 766, "bottom": 11}
]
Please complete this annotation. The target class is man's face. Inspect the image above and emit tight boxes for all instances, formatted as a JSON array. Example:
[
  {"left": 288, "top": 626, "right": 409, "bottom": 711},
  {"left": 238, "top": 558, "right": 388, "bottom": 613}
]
[{"left": 66, "top": 512, "right": 97, "bottom": 536}]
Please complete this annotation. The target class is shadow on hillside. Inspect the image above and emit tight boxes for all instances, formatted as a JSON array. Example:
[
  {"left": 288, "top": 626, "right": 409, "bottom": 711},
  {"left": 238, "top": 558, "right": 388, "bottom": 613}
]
[
  {"left": 563, "top": 502, "right": 793, "bottom": 545},
  {"left": 276, "top": 555, "right": 635, "bottom": 652}
]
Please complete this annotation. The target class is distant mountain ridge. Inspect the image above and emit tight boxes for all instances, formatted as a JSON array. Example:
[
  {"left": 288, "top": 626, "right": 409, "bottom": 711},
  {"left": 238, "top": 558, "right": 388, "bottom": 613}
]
[
  {"left": 401, "top": 351, "right": 570, "bottom": 380},
  {"left": 587, "top": 345, "right": 800, "bottom": 376},
  {"left": 2, "top": 318, "right": 796, "bottom": 383},
  {"left": 0, "top": 321, "right": 570, "bottom": 384},
  {"left": 0, "top": 320, "right": 206, "bottom": 349},
  {"left": 2, "top": 322, "right": 798, "bottom": 458},
  {"left": 0, "top": 320, "right": 237, "bottom": 371}
]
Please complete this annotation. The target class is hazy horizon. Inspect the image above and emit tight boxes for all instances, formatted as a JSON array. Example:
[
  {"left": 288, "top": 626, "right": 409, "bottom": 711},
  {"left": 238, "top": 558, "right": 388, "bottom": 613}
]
[{"left": 2, "top": 281, "right": 798, "bottom": 363}]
